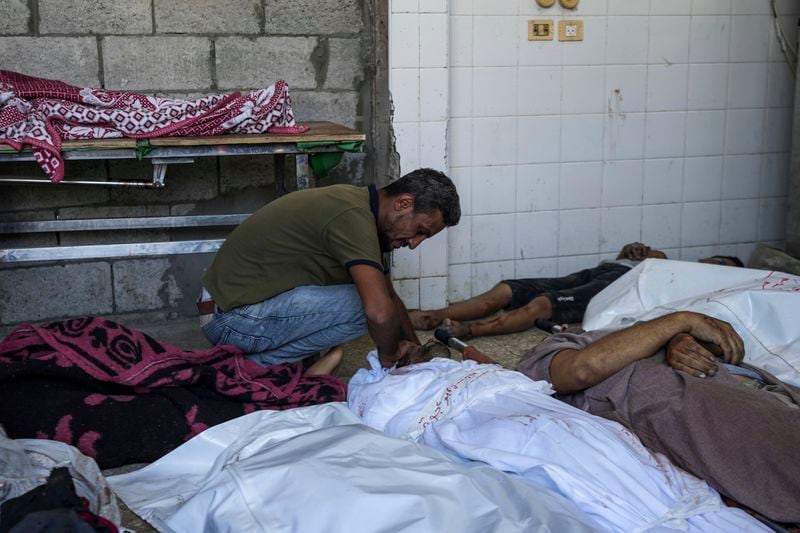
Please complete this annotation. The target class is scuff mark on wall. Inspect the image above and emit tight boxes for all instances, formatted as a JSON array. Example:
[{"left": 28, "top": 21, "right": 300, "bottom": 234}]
[{"left": 606, "top": 88, "right": 626, "bottom": 157}]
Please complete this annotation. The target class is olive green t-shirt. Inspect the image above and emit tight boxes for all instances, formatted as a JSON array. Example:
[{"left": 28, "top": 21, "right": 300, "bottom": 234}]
[{"left": 202, "top": 184, "right": 386, "bottom": 311}]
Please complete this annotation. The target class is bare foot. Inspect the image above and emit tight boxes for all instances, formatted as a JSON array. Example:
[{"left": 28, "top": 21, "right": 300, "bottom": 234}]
[
  {"left": 306, "top": 346, "right": 343, "bottom": 375},
  {"left": 409, "top": 310, "right": 444, "bottom": 330},
  {"left": 441, "top": 318, "right": 472, "bottom": 340}
]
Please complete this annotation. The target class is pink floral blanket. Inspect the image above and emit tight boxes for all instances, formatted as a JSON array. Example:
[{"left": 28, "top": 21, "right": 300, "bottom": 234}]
[
  {"left": 0, "top": 317, "right": 345, "bottom": 468},
  {"left": 0, "top": 70, "right": 308, "bottom": 182}
]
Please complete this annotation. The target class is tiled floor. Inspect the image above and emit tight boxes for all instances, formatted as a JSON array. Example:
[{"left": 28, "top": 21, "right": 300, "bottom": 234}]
[{"left": 130, "top": 315, "right": 552, "bottom": 381}]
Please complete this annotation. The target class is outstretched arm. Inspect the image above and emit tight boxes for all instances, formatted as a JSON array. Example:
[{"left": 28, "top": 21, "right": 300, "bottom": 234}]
[{"left": 549, "top": 311, "right": 743, "bottom": 394}]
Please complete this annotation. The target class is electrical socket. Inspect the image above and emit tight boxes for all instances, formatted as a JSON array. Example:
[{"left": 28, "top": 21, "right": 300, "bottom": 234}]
[{"left": 558, "top": 19, "right": 583, "bottom": 41}]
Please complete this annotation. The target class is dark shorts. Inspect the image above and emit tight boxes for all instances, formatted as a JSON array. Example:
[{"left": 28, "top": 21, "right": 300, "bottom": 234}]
[{"left": 501, "top": 262, "right": 631, "bottom": 324}]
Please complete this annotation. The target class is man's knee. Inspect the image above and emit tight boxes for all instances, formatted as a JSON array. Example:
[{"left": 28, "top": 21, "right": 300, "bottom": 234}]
[
  {"left": 489, "top": 282, "right": 514, "bottom": 305},
  {"left": 521, "top": 295, "right": 553, "bottom": 319}
]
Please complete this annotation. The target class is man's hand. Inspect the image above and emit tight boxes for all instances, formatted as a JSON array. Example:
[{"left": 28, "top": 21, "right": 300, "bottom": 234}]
[
  {"left": 679, "top": 312, "right": 744, "bottom": 365},
  {"left": 666, "top": 333, "right": 719, "bottom": 378},
  {"left": 379, "top": 339, "right": 419, "bottom": 368},
  {"left": 617, "top": 242, "right": 651, "bottom": 261}
]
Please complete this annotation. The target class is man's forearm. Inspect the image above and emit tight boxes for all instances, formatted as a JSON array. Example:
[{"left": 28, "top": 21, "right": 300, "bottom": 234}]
[
  {"left": 365, "top": 308, "right": 402, "bottom": 365},
  {"left": 391, "top": 292, "right": 421, "bottom": 344},
  {"left": 550, "top": 312, "right": 693, "bottom": 393}
]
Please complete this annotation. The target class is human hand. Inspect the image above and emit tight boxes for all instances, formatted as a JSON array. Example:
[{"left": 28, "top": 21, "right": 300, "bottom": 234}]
[
  {"left": 396, "top": 340, "right": 451, "bottom": 367},
  {"left": 666, "top": 333, "right": 718, "bottom": 378},
  {"left": 679, "top": 312, "right": 744, "bottom": 365},
  {"left": 617, "top": 242, "right": 651, "bottom": 261},
  {"left": 379, "top": 339, "right": 420, "bottom": 368}
]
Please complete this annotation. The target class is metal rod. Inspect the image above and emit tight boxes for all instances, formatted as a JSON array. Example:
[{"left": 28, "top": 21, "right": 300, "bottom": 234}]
[
  {"left": 0, "top": 214, "right": 250, "bottom": 234},
  {"left": 0, "top": 178, "right": 158, "bottom": 187},
  {"left": 0, "top": 239, "right": 226, "bottom": 262}
]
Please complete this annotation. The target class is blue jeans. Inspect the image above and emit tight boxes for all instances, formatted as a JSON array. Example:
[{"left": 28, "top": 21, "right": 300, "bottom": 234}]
[{"left": 201, "top": 284, "right": 368, "bottom": 366}]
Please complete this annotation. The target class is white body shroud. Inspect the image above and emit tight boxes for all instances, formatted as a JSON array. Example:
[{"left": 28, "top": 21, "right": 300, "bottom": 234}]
[
  {"left": 583, "top": 259, "right": 800, "bottom": 386},
  {"left": 108, "top": 402, "right": 601, "bottom": 533},
  {"left": 349, "top": 354, "right": 766, "bottom": 533}
]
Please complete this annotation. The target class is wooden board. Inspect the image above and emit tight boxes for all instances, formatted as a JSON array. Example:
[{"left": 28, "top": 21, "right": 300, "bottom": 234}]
[
  {"left": 148, "top": 121, "right": 365, "bottom": 146},
  {"left": 0, "top": 121, "right": 365, "bottom": 153}
]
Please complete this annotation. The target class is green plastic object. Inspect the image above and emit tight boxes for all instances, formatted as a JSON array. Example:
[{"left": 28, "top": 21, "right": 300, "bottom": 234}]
[
  {"left": 296, "top": 141, "right": 364, "bottom": 177},
  {"left": 135, "top": 139, "right": 153, "bottom": 160}
]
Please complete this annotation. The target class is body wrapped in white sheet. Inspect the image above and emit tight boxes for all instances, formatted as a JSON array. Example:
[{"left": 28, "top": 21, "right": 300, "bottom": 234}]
[
  {"left": 349, "top": 354, "right": 767, "bottom": 533},
  {"left": 108, "top": 403, "right": 600, "bottom": 532},
  {"left": 583, "top": 259, "right": 800, "bottom": 386}
]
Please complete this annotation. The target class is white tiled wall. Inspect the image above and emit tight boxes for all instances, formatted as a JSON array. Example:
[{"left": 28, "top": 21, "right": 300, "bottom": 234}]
[
  {"left": 390, "top": 0, "right": 449, "bottom": 308},
  {"left": 391, "top": 0, "right": 797, "bottom": 308}
]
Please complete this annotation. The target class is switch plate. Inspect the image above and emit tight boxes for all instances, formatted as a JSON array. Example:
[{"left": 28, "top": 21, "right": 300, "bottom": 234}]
[
  {"left": 528, "top": 19, "right": 554, "bottom": 41},
  {"left": 558, "top": 19, "right": 584, "bottom": 41}
]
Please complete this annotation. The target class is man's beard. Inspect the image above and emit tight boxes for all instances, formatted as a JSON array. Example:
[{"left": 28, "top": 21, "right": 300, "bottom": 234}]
[{"left": 378, "top": 232, "right": 392, "bottom": 252}]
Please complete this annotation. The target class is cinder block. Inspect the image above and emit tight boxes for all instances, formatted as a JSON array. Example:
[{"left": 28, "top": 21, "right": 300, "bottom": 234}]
[
  {"left": 326, "top": 38, "right": 364, "bottom": 90},
  {"left": 58, "top": 205, "right": 170, "bottom": 246},
  {"left": 0, "top": 263, "right": 113, "bottom": 324},
  {"left": 161, "top": 253, "right": 216, "bottom": 316},
  {"left": 321, "top": 152, "right": 367, "bottom": 186},
  {"left": 113, "top": 258, "right": 182, "bottom": 312},
  {"left": 40, "top": 0, "right": 151, "bottom": 34},
  {"left": 264, "top": 0, "right": 362, "bottom": 35},
  {"left": 103, "top": 37, "right": 212, "bottom": 91},
  {"left": 216, "top": 37, "right": 317, "bottom": 90},
  {"left": 155, "top": 0, "right": 260, "bottom": 34},
  {"left": 219, "top": 155, "right": 276, "bottom": 193},
  {"left": 290, "top": 90, "right": 359, "bottom": 128},
  {"left": 108, "top": 158, "right": 218, "bottom": 203},
  {"left": 0, "top": 37, "right": 99, "bottom": 86},
  {"left": 0, "top": 161, "right": 110, "bottom": 212},
  {"left": 0, "top": 0, "right": 31, "bottom": 34},
  {"left": 59, "top": 205, "right": 170, "bottom": 219}
]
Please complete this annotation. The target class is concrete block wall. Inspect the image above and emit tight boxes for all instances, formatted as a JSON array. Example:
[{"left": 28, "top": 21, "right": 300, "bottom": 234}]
[{"left": 0, "top": 0, "right": 373, "bottom": 327}]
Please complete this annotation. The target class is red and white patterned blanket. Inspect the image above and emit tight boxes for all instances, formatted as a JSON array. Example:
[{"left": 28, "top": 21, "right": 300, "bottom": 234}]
[{"left": 0, "top": 70, "right": 309, "bottom": 182}]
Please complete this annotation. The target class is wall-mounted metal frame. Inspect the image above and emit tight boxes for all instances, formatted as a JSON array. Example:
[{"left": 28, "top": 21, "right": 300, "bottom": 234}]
[{"left": 0, "top": 121, "right": 365, "bottom": 263}]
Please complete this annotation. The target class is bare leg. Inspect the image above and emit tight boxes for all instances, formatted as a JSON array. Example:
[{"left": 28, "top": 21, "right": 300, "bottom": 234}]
[
  {"left": 442, "top": 296, "right": 553, "bottom": 339},
  {"left": 409, "top": 283, "right": 514, "bottom": 330},
  {"left": 306, "top": 346, "right": 343, "bottom": 375}
]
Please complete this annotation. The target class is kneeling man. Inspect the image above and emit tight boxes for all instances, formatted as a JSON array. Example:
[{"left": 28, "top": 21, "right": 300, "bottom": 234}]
[{"left": 200, "top": 168, "right": 460, "bottom": 368}]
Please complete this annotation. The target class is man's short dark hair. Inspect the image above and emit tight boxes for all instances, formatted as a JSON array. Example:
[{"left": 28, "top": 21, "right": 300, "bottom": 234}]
[
  {"left": 711, "top": 255, "right": 745, "bottom": 267},
  {"left": 382, "top": 168, "right": 461, "bottom": 226}
]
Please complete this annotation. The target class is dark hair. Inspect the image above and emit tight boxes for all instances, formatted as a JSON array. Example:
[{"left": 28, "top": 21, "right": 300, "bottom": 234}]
[
  {"left": 711, "top": 255, "right": 744, "bottom": 267},
  {"left": 382, "top": 168, "right": 461, "bottom": 226}
]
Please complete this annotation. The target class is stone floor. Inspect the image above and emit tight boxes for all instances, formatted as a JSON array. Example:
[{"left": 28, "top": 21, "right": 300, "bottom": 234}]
[
  {"left": 129, "top": 315, "right": 552, "bottom": 380},
  {"left": 102, "top": 315, "right": 557, "bottom": 531}
]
